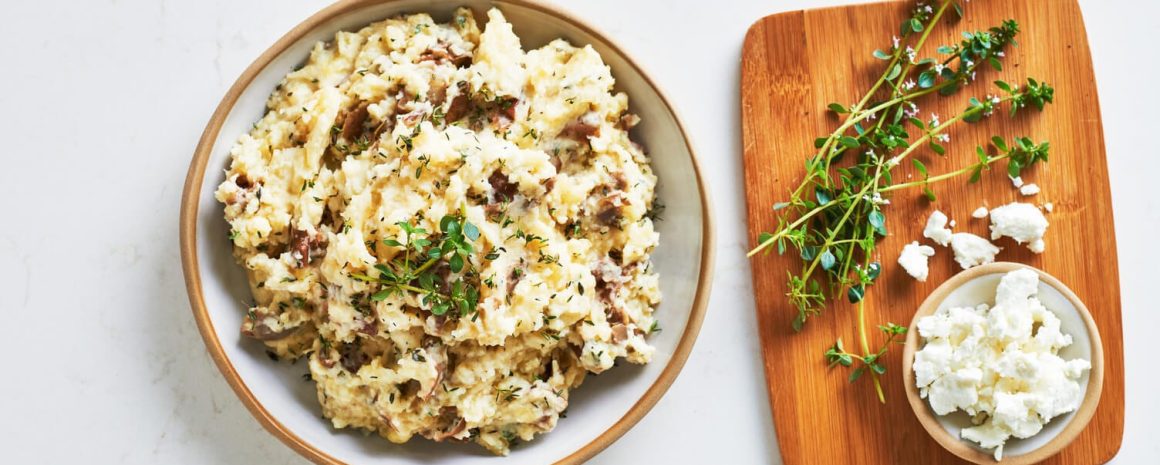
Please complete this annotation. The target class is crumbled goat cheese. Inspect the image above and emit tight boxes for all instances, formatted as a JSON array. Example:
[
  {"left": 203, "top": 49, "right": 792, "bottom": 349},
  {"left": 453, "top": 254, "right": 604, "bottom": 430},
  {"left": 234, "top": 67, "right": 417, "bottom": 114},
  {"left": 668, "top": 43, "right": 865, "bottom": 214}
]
[
  {"left": 923, "top": 210, "right": 953, "bottom": 246},
  {"left": 989, "top": 202, "right": 1049, "bottom": 253},
  {"left": 949, "top": 233, "right": 1000, "bottom": 269},
  {"left": 898, "top": 242, "right": 936, "bottom": 282},
  {"left": 1043, "top": 202, "right": 1054, "bottom": 213},
  {"left": 971, "top": 206, "right": 989, "bottom": 219},
  {"left": 949, "top": 219, "right": 957, "bottom": 228},
  {"left": 913, "top": 269, "right": 1090, "bottom": 461},
  {"left": 1019, "top": 183, "right": 1040, "bottom": 196},
  {"left": 1009, "top": 175, "right": 1024, "bottom": 188}
]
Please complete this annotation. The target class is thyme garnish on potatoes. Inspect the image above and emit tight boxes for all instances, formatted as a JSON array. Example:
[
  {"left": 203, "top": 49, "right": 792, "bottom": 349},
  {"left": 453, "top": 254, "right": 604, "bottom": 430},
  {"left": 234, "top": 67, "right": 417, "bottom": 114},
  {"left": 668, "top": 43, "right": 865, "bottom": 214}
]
[
  {"left": 352, "top": 213, "right": 483, "bottom": 318},
  {"left": 747, "top": 0, "right": 1056, "bottom": 402}
]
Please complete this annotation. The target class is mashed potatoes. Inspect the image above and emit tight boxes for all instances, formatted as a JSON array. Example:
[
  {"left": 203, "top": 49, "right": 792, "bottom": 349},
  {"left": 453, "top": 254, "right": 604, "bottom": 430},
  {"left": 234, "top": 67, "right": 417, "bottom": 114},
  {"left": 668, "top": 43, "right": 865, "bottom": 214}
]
[{"left": 214, "top": 8, "right": 661, "bottom": 455}]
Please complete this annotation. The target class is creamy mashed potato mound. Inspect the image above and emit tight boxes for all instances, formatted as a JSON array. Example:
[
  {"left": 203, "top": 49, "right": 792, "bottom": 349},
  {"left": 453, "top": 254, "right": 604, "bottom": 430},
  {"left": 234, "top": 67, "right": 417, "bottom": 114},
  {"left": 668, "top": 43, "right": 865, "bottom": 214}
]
[{"left": 214, "top": 8, "right": 661, "bottom": 455}]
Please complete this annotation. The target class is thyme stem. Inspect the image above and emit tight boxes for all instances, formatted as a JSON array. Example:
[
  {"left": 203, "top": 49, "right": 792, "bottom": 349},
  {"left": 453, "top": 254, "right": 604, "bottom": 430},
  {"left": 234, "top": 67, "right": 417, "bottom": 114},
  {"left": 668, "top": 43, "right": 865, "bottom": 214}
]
[
  {"left": 351, "top": 273, "right": 448, "bottom": 299},
  {"left": 856, "top": 298, "right": 886, "bottom": 404},
  {"left": 880, "top": 153, "right": 1010, "bottom": 193}
]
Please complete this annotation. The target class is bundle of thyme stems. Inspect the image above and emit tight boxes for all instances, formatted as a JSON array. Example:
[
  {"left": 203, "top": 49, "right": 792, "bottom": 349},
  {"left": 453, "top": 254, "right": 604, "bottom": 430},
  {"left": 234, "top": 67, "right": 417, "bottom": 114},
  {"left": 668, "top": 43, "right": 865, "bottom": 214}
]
[{"left": 748, "top": 0, "right": 1055, "bottom": 402}]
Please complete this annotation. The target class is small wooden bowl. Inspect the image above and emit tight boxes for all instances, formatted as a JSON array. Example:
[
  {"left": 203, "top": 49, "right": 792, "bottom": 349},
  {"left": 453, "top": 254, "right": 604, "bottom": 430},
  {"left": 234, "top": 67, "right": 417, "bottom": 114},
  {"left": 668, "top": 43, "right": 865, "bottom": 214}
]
[{"left": 901, "top": 262, "right": 1104, "bottom": 464}]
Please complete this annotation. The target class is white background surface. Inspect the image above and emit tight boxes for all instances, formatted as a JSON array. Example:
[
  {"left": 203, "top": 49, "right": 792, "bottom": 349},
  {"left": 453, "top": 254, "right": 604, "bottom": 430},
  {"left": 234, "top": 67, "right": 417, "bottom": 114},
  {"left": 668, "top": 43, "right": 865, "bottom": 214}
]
[{"left": 0, "top": 0, "right": 1153, "bottom": 463}]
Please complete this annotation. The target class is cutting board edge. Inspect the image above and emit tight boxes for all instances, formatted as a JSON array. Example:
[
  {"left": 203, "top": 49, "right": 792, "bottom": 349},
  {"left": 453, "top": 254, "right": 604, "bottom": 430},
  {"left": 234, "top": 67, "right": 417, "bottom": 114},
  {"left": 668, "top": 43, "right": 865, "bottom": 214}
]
[
  {"left": 1065, "top": 1, "right": 1127, "bottom": 456},
  {"left": 739, "top": 7, "right": 802, "bottom": 458}
]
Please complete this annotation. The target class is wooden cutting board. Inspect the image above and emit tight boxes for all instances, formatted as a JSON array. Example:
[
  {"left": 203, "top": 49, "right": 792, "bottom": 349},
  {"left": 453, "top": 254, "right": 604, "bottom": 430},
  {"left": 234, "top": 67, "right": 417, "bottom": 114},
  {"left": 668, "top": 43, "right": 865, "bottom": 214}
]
[{"left": 740, "top": 0, "right": 1124, "bottom": 464}]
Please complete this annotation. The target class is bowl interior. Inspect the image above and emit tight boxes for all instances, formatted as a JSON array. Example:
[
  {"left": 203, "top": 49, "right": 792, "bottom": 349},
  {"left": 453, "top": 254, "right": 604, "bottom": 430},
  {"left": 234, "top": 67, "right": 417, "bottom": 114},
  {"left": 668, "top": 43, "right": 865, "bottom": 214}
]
[
  {"left": 905, "top": 263, "right": 1101, "bottom": 463},
  {"left": 189, "top": 1, "right": 708, "bottom": 464}
]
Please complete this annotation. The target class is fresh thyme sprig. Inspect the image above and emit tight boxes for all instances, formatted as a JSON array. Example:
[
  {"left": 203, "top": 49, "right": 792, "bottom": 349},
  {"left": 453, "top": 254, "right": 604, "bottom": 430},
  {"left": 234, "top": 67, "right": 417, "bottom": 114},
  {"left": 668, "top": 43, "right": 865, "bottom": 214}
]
[
  {"left": 746, "top": 1, "right": 1057, "bottom": 402},
  {"left": 826, "top": 321, "right": 907, "bottom": 385},
  {"left": 892, "top": 133, "right": 1051, "bottom": 195},
  {"left": 812, "top": 15, "right": 1021, "bottom": 187},
  {"left": 753, "top": 82, "right": 1051, "bottom": 316},
  {"left": 352, "top": 213, "right": 483, "bottom": 317}
]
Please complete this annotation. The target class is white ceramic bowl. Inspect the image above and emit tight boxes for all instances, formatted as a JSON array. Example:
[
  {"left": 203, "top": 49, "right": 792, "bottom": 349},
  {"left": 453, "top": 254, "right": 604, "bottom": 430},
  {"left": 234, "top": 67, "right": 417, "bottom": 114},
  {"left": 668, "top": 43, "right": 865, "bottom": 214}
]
[
  {"left": 179, "top": 1, "right": 714, "bottom": 464},
  {"left": 901, "top": 262, "right": 1104, "bottom": 464}
]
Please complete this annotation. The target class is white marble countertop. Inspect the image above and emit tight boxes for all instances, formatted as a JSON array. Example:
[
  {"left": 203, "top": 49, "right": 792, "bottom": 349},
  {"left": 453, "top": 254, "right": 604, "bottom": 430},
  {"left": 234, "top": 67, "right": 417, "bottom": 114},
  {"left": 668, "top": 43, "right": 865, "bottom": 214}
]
[{"left": 0, "top": 0, "right": 1154, "bottom": 463}]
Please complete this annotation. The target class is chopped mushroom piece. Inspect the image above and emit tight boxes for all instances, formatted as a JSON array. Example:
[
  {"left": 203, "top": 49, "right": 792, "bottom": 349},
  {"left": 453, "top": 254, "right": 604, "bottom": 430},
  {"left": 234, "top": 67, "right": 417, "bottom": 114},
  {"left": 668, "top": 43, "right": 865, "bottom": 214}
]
[
  {"left": 610, "top": 324, "right": 629, "bottom": 344},
  {"left": 289, "top": 228, "right": 326, "bottom": 267},
  {"left": 488, "top": 169, "right": 518, "bottom": 203},
  {"left": 560, "top": 112, "right": 601, "bottom": 142},
  {"left": 617, "top": 113, "right": 640, "bottom": 130},
  {"left": 341, "top": 103, "right": 369, "bottom": 141},
  {"left": 241, "top": 308, "right": 303, "bottom": 341},
  {"left": 419, "top": 42, "right": 472, "bottom": 67},
  {"left": 425, "top": 407, "right": 467, "bottom": 441}
]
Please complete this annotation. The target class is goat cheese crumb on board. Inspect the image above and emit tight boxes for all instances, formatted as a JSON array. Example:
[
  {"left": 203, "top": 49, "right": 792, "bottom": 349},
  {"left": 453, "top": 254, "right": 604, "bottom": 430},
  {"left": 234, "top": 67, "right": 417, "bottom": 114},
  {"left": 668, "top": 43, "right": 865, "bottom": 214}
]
[
  {"left": 923, "top": 210, "right": 953, "bottom": 246},
  {"left": 898, "top": 241, "right": 936, "bottom": 282},
  {"left": 990, "top": 202, "right": 1049, "bottom": 253},
  {"left": 949, "top": 233, "right": 1001, "bottom": 270}
]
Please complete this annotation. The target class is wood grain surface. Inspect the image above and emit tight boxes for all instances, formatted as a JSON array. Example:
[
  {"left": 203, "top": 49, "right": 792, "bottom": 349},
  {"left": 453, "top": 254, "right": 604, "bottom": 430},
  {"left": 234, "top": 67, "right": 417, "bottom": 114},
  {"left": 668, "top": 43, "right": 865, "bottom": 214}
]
[{"left": 739, "top": 0, "right": 1124, "bottom": 464}]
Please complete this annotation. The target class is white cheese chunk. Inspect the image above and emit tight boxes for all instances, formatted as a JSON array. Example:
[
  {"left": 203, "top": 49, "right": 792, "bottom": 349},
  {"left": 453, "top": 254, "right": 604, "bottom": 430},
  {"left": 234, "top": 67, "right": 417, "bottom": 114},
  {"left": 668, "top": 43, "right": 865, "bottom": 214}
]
[
  {"left": 989, "top": 202, "right": 1049, "bottom": 253},
  {"left": 1019, "top": 183, "right": 1040, "bottom": 196},
  {"left": 971, "top": 206, "right": 989, "bottom": 219},
  {"left": 949, "top": 233, "right": 1000, "bottom": 269},
  {"left": 1009, "top": 175, "right": 1024, "bottom": 188},
  {"left": 898, "top": 241, "right": 936, "bottom": 282},
  {"left": 913, "top": 269, "right": 1090, "bottom": 461},
  {"left": 923, "top": 210, "right": 953, "bottom": 246}
]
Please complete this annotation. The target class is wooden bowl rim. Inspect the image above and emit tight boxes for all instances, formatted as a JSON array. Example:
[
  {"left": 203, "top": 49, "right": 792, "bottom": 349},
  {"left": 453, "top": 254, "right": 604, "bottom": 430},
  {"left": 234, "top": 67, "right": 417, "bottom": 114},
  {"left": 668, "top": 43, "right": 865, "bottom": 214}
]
[
  {"left": 177, "top": 1, "right": 717, "bottom": 464},
  {"left": 900, "top": 261, "right": 1104, "bottom": 465}
]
